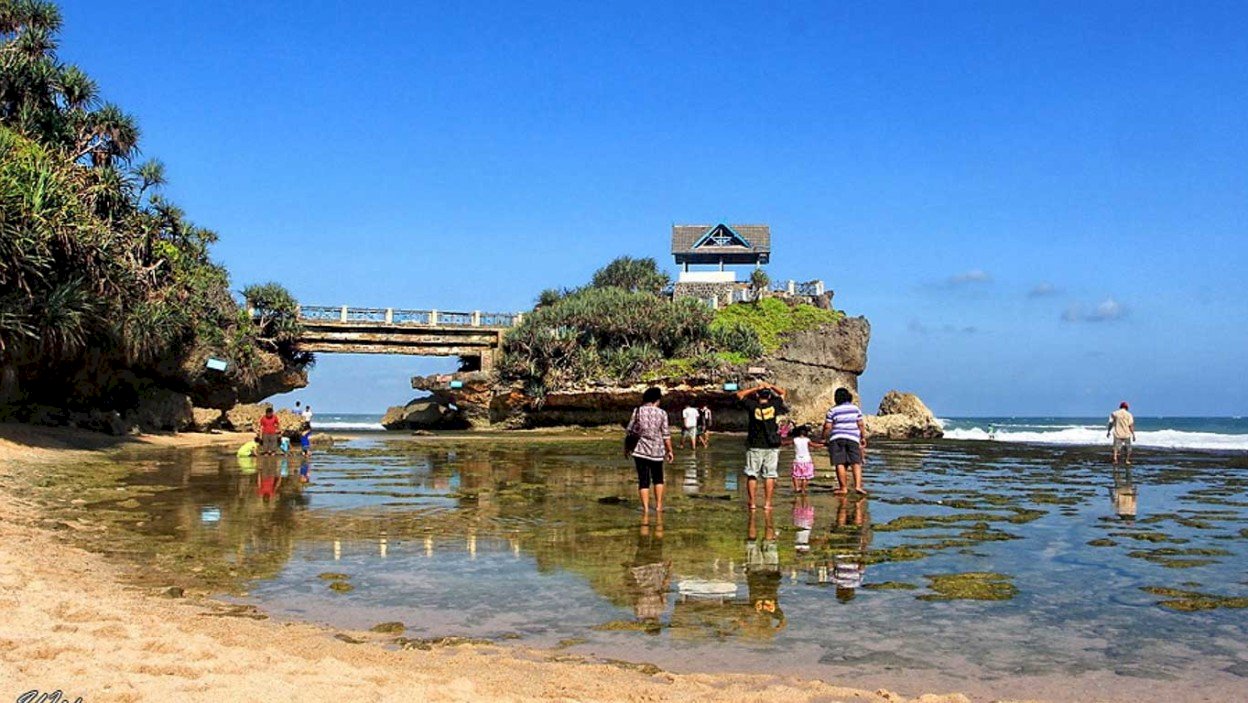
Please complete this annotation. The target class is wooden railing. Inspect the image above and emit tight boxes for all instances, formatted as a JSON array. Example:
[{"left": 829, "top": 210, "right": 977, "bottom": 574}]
[{"left": 294, "top": 305, "right": 521, "bottom": 328}]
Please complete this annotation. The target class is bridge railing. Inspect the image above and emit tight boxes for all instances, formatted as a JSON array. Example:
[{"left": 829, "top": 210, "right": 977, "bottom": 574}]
[{"left": 292, "top": 305, "right": 521, "bottom": 328}]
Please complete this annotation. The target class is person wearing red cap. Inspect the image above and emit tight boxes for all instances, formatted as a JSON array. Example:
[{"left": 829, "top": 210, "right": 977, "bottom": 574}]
[{"left": 1107, "top": 401, "right": 1136, "bottom": 465}]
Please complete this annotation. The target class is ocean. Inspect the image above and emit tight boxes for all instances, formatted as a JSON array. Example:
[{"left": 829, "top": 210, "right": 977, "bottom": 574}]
[
  {"left": 315, "top": 412, "right": 1248, "bottom": 452},
  {"left": 941, "top": 416, "right": 1248, "bottom": 451}
]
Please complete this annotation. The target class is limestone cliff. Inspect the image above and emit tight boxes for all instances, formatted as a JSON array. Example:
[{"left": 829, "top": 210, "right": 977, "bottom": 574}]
[{"left": 762, "top": 316, "right": 869, "bottom": 426}]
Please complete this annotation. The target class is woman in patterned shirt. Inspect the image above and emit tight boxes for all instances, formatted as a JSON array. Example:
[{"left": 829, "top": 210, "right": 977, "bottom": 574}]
[{"left": 627, "top": 387, "right": 675, "bottom": 513}]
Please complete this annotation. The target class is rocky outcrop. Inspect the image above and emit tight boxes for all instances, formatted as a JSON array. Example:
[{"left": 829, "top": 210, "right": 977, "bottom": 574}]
[
  {"left": 168, "top": 347, "right": 308, "bottom": 410},
  {"left": 764, "top": 316, "right": 869, "bottom": 426},
  {"left": 408, "top": 373, "right": 497, "bottom": 429},
  {"left": 223, "top": 404, "right": 304, "bottom": 434},
  {"left": 403, "top": 316, "right": 873, "bottom": 431},
  {"left": 381, "top": 398, "right": 469, "bottom": 430},
  {"left": 122, "top": 388, "right": 194, "bottom": 432},
  {"left": 865, "top": 391, "right": 943, "bottom": 439},
  {"left": 191, "top": 407, "right": 226, "bottom": 431}
]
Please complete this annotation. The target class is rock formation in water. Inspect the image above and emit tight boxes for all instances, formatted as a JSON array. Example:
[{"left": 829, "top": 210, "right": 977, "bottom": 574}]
[
  {"left": 381, "top": 397, "right": 471, "bottom": 430},
  {"left": 865, "top": 391, "right": 944, "bottom": 439},
  {"left": 404, "top": 316, "right": 890, "bottom": 432}
]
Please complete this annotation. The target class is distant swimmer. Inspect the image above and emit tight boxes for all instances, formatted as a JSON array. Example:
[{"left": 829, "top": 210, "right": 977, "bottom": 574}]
[
  {"left": 1108, "top": 401, "right": 1136, "bottom": 465},
  {"left": 988, "top": 424, "right": 997, "bottom": 441}
]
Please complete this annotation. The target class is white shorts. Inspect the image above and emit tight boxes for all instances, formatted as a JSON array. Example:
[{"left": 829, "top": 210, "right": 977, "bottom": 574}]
[{"left": 744, "top": 448, "right": 780, "bottom": 479}]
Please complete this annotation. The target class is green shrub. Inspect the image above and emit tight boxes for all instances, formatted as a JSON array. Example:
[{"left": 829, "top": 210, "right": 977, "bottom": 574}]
[{"left": 711, "top": 298, "right": 841, "bottom": 353}]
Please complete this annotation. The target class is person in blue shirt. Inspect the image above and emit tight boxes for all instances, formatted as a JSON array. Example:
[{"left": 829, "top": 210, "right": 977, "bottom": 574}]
[{"left": 299, "top": 423, "right": 313, "bottom": 457}]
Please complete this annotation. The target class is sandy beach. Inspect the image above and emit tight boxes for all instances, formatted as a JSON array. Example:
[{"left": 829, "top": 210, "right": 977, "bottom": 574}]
[{"left": 0, "top": 425, "right": 986, "bottom": 703}]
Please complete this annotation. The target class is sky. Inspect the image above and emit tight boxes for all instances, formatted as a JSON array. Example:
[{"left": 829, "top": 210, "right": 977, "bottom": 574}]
[{"left": 55, "top": 0, "right": 1248, "bottom": 416}]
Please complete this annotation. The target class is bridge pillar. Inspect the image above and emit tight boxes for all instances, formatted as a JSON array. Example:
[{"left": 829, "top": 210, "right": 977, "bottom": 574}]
[
  {"left": 430, "top": 309, "right": 438, "bottom": 326},
  {"left": 472, "top": 311, "right": 481, "bottom": 326},
  {"left": 385, "top": 308, "right": 393, "bottom": 324},
  {"left": 339, "top": 305, "right": 348, "bottom": 322}
]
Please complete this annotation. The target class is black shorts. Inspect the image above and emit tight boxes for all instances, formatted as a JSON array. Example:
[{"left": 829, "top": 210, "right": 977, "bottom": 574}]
[
  {"left": 634, "top": 457, "right": 664, "bottom": 489},
  {"left": 829, "top": 438, "right": 862, "bottom": 466}
]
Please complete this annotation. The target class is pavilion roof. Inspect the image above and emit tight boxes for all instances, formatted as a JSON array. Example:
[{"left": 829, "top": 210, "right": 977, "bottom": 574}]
[{"left": 671, "top": 224, "right": 770, "bottom": 256}]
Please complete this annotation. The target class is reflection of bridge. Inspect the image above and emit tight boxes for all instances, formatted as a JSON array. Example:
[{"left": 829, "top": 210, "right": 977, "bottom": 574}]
[{"left": 294, "top": 305, "right": 521, "bottom": 370}]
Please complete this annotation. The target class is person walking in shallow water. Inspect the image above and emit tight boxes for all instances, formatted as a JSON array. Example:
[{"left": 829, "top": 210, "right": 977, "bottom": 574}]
[
  {"left": 821, "top": 388, "right": 868, "bottom": 495},
  {"left": 627, "top": 387, "right": 674, "bottom": 513},
  {"left": 737, "top": 383, "right": 788, "bottom": 512},
  {"left": 1108, "top": 401, "right": 1136, "bottom": 465}
]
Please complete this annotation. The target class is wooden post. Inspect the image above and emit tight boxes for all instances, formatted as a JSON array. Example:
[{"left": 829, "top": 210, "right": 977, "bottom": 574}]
[
  {"left": 429, "top": 309, "right": 438, "bottom": 326},
  {"left": 472, "top": 311, "right": 481, "bottom": 327},
  {"left": 385, "top": 308, "right": 393, "bottom": 324},
  {"left": 339, "top": 305, "right": 348, "bottom": 322}
]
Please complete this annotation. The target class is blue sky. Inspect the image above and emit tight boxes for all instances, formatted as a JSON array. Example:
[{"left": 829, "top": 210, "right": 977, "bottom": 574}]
[{"left": 57, "top": 1, "right": 1248, "bottom": 415}]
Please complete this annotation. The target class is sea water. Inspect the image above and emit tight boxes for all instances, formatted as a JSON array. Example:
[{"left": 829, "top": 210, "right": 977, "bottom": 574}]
[
  {"left": 941, "top": 416, "right": 1248, "bottom": 451},
  {"left": 107, "top": 431, "right": 1248, "bottom": 702}
]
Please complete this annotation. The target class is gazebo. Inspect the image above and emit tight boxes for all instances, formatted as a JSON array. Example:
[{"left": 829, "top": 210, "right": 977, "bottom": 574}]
[{"left": 671, "top": 223, "right": 770, "bottom": 275}]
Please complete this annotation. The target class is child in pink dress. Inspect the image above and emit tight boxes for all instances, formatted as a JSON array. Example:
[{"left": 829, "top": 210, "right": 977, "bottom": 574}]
[{"left": 787, "top": 425, "right": 822, "bottom": 493}]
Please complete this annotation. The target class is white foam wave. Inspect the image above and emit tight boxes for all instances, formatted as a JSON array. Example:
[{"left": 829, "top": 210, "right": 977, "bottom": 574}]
[
  {"left": 312, "top": 421, "right": 386, "bottom": 431},
  {"left": 943, "top": 426, "right": 1248, "bottom": 451}
]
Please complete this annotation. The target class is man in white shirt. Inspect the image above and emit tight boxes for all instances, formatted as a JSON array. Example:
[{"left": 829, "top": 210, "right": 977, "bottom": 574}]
[
  {"left": 680, "top": 405, "right": 700, "bottom": 449},
  {"left": 1107, "top": 401, "right": 1135, "bottom": 465},
  {"left": 302, "top": 405, "right": 313, "bottom": 424}
]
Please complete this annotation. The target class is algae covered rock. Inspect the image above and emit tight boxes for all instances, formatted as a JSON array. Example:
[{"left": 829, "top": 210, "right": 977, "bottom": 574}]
[{"left": 919, "top": 572, "right": 1017, "bottom": 601}]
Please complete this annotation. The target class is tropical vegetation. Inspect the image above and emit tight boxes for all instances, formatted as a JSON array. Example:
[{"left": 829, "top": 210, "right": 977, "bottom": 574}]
[
  {"left": 0, "top": 0, "right": 308, "bottom": 413},
  {"left": 500, "top": 256, "right": 839, "bottom": 395}
]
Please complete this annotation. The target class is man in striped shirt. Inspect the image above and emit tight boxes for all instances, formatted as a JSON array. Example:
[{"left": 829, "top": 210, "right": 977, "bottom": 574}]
[{"left": 820, "top": 388, "right": 868, "bottom": 495}]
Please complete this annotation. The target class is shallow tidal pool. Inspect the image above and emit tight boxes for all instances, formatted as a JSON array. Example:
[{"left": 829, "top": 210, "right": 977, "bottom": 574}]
[{"left": 92, "top": 434, "right": 1248, "bottom": 701}]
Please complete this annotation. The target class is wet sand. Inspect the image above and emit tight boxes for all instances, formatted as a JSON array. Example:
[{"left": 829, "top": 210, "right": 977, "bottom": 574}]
[{"left": 0, "top": 424, "right": 983, "bottom": 703}]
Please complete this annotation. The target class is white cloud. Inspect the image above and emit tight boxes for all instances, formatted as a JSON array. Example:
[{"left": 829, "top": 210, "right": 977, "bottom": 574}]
[
  {"left": 948, "top": 269, "right": 992, "bottom": 285},
  {"left": 1028, "top": 282, "right": 1059, "bottom": 297},
  {"left": 1088, "top": 298, "right": 1126, "bottom": 321},
  {"left": 1062, "top": 297, "right": 1128, "bottom": 323}
]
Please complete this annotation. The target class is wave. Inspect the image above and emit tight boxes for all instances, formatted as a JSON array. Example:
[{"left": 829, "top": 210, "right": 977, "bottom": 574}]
[
  {"left": 313, "top": 421, "right": 387, "bottom": 431},
  {"left": 943, "top": 426, "right": 1248, "bottom": 451}
]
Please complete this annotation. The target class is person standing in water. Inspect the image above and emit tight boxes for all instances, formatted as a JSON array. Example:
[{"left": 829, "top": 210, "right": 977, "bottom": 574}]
[
  {"left": 1108, "top": 401, "right": 1136, "bottom": 465},
  {"left": 697, "top": 403, "right": 713, "bottom": 448},
  {"left": 821, "top": 388, "right": 868, "bottom": 495},
  {"left": 258, "top": 406, "right": 281, "bottom": 456},
  {"left": 627, "top": 387, "right": 674, "bottom": 514},
  {"left": 785, "top": 425, "right": 821, "bottom": 494},
  {"left": 737, "top": 383, "right": 788, "bottom": 512},
  {"left": 680, "top": 403, "right": 700, "bottom": 450}
]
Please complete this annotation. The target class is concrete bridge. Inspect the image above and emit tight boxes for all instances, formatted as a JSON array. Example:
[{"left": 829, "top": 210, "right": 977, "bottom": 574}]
[{"left": 294, "top": 305, "right": 521, "bottom": 370}]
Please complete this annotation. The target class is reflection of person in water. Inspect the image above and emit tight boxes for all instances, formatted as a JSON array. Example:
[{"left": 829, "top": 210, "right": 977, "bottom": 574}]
[
  {"left": 1110, "top": 467, "right": 1138, "bottom": 520},
  {"left": 627, "top": 513, "right": 670, "bottom": 631},
  {"left": 744, "top": 510, "right": 785, "bottom": 631},
  {"left": 792, "top": 495, "right": 814, "bottom": 554},
  {"left": 257, "top": 457, "right": 282, "bottom": 503},
  {"left": 299, "top": 457, "right": 311, "bottom": 484},
  {"left": 828, "top": 496, "right": 871, "bottom": 602}
]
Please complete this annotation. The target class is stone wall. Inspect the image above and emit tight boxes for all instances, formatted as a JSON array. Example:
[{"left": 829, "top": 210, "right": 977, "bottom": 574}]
[{"left": 672, "top": 281, "right": 750, "bottom": 308}]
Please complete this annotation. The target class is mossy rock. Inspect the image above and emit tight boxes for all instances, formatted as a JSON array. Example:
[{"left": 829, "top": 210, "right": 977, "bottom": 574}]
[
  {"left": 370, "top": 621, "right": 405, "bottom": 634},
  {"left": 1087, "top": 538, "right": 1118, "bottom": 547},
  {"left": 919, "top": 572, "right": 1018, "bottom": 601},
  {"left": 328, "top": 581, "right": 354, "bottom": 593},
  {"left": 318, "top": 572, "right": 350, "bottom": 580},
  {"left": 592, "top": 619, "right": 662, "bottom": 634},
  {"left": 1140, "top": 586, "right": 1248, "bottom": 612},
  {"left": 862, "top": 581, "right": 918, "bottom": 590}
]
